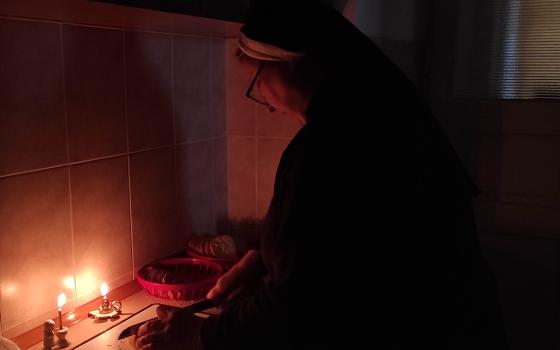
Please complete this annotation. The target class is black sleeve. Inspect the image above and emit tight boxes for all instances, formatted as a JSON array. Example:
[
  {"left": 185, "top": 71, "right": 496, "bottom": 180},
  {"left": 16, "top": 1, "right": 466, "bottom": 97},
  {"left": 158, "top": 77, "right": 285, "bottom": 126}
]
[{"left": 200, "top": 128, "right": 337, "bottom": 349}]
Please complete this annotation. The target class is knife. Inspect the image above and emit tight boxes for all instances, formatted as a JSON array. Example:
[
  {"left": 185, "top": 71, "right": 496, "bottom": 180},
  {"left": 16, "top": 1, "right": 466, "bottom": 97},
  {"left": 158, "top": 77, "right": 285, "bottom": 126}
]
[{"left": 117, "top": 299, "right": 215, "bottom": 340}]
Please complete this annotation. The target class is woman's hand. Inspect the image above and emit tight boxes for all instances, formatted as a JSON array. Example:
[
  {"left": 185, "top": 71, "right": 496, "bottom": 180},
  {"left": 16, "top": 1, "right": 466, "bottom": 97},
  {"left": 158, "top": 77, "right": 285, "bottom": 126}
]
[
  {"left": 135, "top": 305, "right": 204, "bottom": 350},
  {"left": 206, "top": 249, "right": 264, "bottom": 304}
]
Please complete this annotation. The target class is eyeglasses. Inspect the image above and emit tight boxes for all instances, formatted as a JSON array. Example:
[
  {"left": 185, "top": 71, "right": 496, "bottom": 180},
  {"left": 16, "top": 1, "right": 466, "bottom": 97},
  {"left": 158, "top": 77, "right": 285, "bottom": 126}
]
[{"left": 245, "top": 62, "right": 268, "bottom": 105}]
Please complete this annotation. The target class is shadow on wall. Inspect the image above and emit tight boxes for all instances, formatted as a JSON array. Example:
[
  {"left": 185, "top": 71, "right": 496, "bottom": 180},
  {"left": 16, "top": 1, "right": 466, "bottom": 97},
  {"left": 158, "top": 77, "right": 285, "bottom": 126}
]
[
  {"left": 216, "top": 216, "right": 263, "bottom": 254},
  {"left": 417, "top": 1, "right": 559, "bottom": 349},
  {"left": 323, "top": 0, "right": 349, "bottom": 12},
  {"left": 480, "top": 236, "right": 560, "bottom": 350}
]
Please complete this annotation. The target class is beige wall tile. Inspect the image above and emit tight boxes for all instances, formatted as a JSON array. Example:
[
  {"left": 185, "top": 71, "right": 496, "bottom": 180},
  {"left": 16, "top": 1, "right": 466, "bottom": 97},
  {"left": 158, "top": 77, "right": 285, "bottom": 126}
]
[
  {"left": 126, "top": 31, "right": 174, "bottom": 151},
  {"left": 464, "top": 132, "right": 502, "bottom": 194},
  {"left": 0, "top": 168, "right": 73, "bottom": 336},
  {"left": 64, "top": 25, "right": 126, "bottom": 161},
  {"left": 228, "top": 137, "right": 256, "bottom": 220},
  {"left": 174, "top": 36, "right": 213, "bottom": 143},
  {"left": 214, "top": 137, "right": 228, "bottom": 230},
  {"left": 0, "top": 19, "right": 66, "bottom": 176},
  {"left": 499, "top": 135, "right": 560, "bottom": 199},
  {"left": 176, "top": 142, "right": 214, "bottom": 235},
  {"left": 70, "top": 156, "right": 131, "bottom": 304},
  {"left": 211, "top": 38, "right": 227, "bottom": 138},
  {"left": 226, "top": 39, "right": 256, "bottom": 137},
  {"left": 130, "top": 148, "right": 178, "bottom": 270}
]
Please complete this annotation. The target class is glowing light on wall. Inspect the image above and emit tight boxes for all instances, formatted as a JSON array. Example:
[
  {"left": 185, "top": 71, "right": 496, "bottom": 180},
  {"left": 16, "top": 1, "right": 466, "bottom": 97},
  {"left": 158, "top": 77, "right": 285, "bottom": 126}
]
[
  {"left": 63, "top": 276, "right": 75, "bottom": 290},
  {"left": 76, "top": 270, "right": 98, "bottom": 298},
  {"left": 2, "top": 283, "right": 17, "bottom": 297}
]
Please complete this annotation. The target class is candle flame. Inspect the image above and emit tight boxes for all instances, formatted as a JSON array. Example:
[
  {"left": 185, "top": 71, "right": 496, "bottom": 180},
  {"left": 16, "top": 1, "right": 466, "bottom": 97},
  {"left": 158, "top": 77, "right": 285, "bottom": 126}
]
[
  {"left": 100, "top": 282, "right": 108, "bottom": 297},
  {"left": 57, "top": 293, "right": 66, "bottom": 309}
]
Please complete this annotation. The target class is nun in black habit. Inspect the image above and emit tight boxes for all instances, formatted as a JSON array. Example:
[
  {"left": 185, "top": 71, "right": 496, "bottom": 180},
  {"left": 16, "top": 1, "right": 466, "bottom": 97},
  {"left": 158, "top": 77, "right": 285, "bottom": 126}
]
[{"left": 135, "top": 1, "right": 508, "bottom": 349}]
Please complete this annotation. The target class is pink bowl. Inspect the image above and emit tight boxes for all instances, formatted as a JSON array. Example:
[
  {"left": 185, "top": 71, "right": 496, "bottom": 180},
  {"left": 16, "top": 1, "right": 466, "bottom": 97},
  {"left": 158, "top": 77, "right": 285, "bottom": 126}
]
[{"left": 136, "top": 258, "right": 223, "bottom": 300}]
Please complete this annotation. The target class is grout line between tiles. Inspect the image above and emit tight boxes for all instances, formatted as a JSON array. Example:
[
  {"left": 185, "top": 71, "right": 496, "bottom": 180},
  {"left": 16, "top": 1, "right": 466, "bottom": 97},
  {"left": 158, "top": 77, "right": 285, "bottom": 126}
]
[
  {"left": 254, "top": 83, "right": 261, "bottom": 216},
  {"left": 254, "top": 106, "right": 259, "bottom": 218},
  {"left": 59, "top": 24, "right": 70, "bottom": 165},
  {"left": 66, "top": 167, "right": 78, "bottom": 309},
  {"left": 0, "top": 145, "right": 175, "bottom": 179},
  {"left": 0, "top": 284, "right": 3, "bottom": 335},
  {"left": 211, "top": 140, "right": 217, "bottom": 233},
  {"left": 171, "top": 35, "right": 181, "bottom": 238},
  {"left": 225, "top": 40, "right": 231, "bottom": 227},
  {"left": 129, "top": 144, "right": 175, "bottom": 155},
  {"left": 209, "top": 38, "right": 217, "bottom": 232},
  {"left": 60, "top": 23, "right": 79, "bottom": 309},
  {"left": 122, "top": 30, "right": 135, "bottom": 281},
  {"left": 175, "top": 135, "right": 228, "bottom": 146},
  {"left": 171, "top": 35, "right": 177, "bottom": 146}
]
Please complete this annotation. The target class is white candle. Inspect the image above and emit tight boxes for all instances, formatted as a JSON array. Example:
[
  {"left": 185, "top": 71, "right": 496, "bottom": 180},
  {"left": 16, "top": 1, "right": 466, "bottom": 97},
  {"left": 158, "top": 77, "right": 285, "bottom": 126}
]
[
  {"left": 100, "top": 282, "right": 108, "bottom": 300},
  {"left": 100, "top": 282, "right": 110, "bottom": 311},
  {"left": 57, "top": 293, "right": 66, "bottom": 330}
]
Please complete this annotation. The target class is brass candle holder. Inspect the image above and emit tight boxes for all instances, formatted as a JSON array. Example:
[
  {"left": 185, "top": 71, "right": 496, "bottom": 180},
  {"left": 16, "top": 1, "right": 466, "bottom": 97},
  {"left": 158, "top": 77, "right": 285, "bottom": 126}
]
[
  {"left": 88, "top": 295, "right": 122, "bottom": 320},
  {"left": 88, "top": 283, "right": 122, "bottom": 320}
]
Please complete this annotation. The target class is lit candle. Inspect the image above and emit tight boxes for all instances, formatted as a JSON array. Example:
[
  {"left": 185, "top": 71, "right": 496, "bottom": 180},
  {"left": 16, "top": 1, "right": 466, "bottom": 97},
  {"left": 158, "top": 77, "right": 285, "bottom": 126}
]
[
  {"left": 100, "top": 282, "right": 108, "bottom": 300},
  {"left": 100, "top": 282, "right": 110, "bottom": 311},
  {"left": 57, "top": 293, "right": 66, "bottom": 330}
]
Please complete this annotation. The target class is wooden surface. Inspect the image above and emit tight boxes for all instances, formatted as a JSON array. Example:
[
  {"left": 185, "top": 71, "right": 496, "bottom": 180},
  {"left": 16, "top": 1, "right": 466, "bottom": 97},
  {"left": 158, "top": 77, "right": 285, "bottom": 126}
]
[{"left": 11, "top": 281, "right": 142, "bottom": 350}]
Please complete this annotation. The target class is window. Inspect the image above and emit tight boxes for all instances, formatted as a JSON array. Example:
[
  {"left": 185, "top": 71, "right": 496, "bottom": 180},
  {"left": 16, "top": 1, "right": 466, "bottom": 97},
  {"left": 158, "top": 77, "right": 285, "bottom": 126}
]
[{"left": 453, "top": 0, "right": 560, "bottom": 99}]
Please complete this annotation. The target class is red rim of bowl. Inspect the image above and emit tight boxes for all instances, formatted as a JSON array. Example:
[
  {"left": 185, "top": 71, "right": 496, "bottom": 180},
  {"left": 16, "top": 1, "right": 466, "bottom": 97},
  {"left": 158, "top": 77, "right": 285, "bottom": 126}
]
[{"left": 136, "top": 257, "right": 223, "bottom": 286}]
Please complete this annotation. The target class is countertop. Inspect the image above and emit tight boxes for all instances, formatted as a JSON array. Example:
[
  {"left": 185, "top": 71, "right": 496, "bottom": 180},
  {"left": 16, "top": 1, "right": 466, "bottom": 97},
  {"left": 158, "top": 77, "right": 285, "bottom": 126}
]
[{"left": 29, "top": 290, "right": 217, "bottom": 350}]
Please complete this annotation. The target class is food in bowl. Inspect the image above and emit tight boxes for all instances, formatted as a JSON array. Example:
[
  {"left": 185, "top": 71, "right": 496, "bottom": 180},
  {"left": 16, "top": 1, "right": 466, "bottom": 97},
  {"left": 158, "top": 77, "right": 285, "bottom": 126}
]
[
  {"left": 136, "top": 258, "right": 222, "bottom": 300},
  {"left": 187, "top": 234, "right": 237, "bottom": 260}
]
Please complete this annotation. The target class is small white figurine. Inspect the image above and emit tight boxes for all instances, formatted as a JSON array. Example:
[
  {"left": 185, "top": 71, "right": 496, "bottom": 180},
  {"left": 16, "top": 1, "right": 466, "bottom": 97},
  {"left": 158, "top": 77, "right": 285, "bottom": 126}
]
[{"left": 42, "top": 320, "right": 55, "bottom": 350}]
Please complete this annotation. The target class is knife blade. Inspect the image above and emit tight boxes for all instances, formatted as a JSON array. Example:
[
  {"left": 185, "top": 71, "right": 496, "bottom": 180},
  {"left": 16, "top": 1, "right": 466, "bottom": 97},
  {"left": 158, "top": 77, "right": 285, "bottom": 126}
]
[{"left": 117, "top": 299, "right": 215, "bottom": 340}]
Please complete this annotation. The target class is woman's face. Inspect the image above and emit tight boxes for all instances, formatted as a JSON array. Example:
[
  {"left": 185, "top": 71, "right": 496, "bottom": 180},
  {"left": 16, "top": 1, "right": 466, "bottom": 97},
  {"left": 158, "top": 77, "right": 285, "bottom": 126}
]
[
  {"left": 244, "top": 58, "right": 306, "bottom": 117},
  {"left": 253, "top": 62, "right": 295, "bottom": 114}
]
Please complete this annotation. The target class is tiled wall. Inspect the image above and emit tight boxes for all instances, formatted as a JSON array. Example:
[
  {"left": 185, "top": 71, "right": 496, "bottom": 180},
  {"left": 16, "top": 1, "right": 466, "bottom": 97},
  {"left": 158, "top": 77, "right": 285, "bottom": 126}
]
[
  {"left": 0, "top": 18, "right": 226, "bottom": 338},
  {"left": 426, "top": 4, "right": 560, "bottom": 347},
  {"left": 431, "top": 101, "right": 560, "bottom": 242},
  {"left": 451, "top": 100, "right": 560, "bottom": 349},
  {"left": 224, "top": 39, "right": 302, "bottom": 236}
]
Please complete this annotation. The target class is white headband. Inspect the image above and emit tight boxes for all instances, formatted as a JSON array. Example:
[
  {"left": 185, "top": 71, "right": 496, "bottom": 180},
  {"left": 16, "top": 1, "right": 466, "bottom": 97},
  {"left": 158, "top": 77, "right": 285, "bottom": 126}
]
[{"left": 238, "top": 33, "right": 304, "bottom": 62}]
